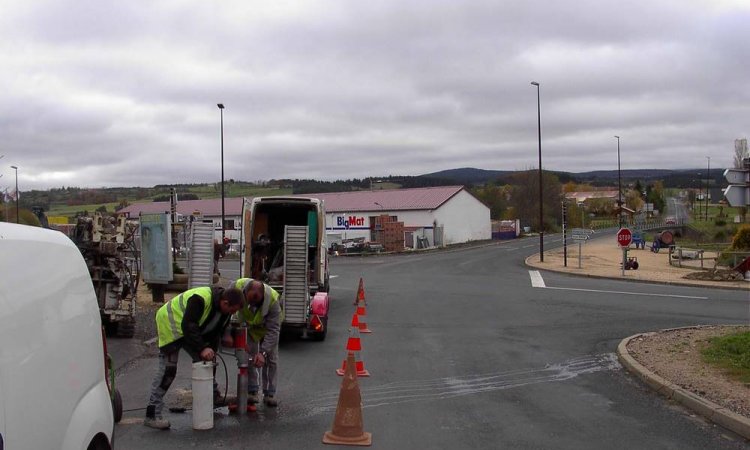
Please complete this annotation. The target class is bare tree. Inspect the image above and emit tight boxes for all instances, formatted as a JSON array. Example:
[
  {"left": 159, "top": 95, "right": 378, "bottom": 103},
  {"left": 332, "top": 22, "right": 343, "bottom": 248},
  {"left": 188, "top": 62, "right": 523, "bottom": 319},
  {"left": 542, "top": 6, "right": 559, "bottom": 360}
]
[
  {"left": 734, "top": 139, "right": 748, "bottom": 168},
  {"left": 507, "top": 169, "right": 562, "bottom": 231},
  {"left": 733, "top": 139, "right": 748, "bottom": 221}
]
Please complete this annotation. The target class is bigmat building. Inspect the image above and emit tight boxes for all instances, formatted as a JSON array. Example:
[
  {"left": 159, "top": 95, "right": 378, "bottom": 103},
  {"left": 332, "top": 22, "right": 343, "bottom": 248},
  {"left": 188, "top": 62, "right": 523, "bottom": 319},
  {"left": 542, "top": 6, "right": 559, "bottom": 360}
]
[{"left": 120, "top": 185, "right": 490, "bottom": 250}]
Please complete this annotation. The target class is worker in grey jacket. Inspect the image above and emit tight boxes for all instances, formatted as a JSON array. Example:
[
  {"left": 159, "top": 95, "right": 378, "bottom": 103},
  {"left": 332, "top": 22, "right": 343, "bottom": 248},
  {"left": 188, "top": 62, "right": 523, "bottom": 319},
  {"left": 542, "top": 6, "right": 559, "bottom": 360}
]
[{"left": 231, "top": 278, "right": 283, "bottom": 407}]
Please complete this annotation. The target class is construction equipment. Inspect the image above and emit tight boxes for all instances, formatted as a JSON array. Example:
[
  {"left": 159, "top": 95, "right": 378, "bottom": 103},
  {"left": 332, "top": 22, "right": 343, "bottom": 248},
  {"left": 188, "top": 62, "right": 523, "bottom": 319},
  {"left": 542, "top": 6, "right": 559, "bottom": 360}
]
[{"left": 69, "top": 213, "right": 140, "bottom": 338}]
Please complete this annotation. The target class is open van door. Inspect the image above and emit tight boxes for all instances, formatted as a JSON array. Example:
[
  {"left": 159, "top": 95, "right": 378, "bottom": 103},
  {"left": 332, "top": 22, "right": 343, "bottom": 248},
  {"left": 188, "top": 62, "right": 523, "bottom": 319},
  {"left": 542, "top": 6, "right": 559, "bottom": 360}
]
[{"left": 240, "top": 197, "right": 330, "bottom": 340}]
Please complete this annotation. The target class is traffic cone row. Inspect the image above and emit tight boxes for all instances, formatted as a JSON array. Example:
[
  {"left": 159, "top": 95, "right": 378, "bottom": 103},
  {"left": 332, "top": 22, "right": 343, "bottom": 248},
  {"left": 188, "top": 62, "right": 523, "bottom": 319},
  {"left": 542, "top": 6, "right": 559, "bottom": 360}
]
[{"left": 324, "top": 277, "right": 373, "bottom": 446}]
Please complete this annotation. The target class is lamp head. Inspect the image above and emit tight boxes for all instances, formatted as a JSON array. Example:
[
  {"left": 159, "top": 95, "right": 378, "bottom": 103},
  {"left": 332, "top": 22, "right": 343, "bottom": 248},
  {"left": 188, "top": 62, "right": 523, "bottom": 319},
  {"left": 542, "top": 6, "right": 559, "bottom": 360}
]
[{"left": 217, "top": 103, "right": 225, "bottom": 109}]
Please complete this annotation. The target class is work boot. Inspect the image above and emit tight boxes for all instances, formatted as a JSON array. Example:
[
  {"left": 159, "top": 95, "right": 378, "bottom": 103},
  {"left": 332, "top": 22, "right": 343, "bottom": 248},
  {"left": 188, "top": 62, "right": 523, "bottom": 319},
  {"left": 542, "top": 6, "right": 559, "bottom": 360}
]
[
  {"left": 247, "top": 392, "right": 259, "bottom": 404},
  {"left": 144, "top": 416, "right": 170, "bottom": 430},
  {"left": 263, "top": 395, "right": 278, "bottom": 407}
]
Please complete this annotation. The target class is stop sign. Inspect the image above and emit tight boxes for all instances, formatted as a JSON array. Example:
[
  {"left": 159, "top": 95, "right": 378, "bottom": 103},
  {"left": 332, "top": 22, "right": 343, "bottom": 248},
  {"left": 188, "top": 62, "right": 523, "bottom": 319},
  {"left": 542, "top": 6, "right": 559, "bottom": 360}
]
[{"left": 617, "top": 228, "right": 632, "bottom": 247}]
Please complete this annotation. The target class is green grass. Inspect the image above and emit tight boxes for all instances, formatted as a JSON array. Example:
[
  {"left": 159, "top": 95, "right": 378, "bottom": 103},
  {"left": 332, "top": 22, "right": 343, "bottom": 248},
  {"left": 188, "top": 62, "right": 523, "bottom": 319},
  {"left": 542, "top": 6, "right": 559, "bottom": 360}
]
[{"left": 701, "top": 331, "right": 750, "bottom": 383}]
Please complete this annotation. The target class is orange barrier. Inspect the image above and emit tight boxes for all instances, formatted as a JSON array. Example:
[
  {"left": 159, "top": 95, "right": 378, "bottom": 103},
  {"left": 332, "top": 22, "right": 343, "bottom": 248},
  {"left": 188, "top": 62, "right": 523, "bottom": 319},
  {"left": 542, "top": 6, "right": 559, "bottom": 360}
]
[
  {"left": 323, "top": 352, "right": 372, "bottom": 446},
  {"left": 336, "top": 314, "right": 370, "bottom": 377}
]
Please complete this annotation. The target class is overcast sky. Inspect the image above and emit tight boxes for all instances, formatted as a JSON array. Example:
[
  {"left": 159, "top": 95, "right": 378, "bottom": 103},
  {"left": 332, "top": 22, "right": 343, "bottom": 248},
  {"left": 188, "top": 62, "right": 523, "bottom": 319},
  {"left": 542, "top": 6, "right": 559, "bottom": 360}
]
[{"left": 1, "top": 0, "right": 748, "bottom": 190}]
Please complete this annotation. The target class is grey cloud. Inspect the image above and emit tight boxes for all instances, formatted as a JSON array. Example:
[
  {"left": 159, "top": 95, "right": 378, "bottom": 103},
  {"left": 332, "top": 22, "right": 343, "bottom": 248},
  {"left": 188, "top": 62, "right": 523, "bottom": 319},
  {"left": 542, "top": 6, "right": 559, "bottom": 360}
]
[{"left": 0, "top": 0, "right": 748, "bottom": 189}]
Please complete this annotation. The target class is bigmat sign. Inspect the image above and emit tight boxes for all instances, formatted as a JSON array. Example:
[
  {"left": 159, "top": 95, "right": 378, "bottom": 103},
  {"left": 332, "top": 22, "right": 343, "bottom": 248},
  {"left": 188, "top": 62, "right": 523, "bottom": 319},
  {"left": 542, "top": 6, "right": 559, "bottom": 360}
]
[{"left": 335, "top": 215, "right": 367, "bottom": 229}]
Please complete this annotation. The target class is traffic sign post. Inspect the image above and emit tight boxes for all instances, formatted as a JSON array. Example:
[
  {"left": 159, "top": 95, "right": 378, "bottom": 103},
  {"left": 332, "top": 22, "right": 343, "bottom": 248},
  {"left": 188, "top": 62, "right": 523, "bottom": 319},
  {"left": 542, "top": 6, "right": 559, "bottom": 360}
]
[
  {"left": 723, "top": 159, "right": 750, "bottom": 208},
  {"left": 617, "top": 228, "right": 632, "bottom": 276},
  {"left": 569, "top": 228, "right": 593, "bottom": 268}
]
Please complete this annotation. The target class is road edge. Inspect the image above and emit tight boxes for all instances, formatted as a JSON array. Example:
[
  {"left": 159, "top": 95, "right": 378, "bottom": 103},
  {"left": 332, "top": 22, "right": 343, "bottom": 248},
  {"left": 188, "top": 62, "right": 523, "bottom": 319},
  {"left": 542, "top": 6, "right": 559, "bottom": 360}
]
[
  {"left": 524, "top": 253, "right": 749, "bottom": 292},
  {"left": 617, "top": 332, "right": 750, "bottom": 440}
]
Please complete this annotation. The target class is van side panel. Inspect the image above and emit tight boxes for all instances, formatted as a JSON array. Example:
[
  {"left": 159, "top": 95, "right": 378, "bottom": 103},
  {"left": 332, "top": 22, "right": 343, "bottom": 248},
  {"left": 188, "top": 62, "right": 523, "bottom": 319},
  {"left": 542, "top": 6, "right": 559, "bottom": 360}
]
[{"left": 0, "top": 224, "right": 113, "bottom": 450}]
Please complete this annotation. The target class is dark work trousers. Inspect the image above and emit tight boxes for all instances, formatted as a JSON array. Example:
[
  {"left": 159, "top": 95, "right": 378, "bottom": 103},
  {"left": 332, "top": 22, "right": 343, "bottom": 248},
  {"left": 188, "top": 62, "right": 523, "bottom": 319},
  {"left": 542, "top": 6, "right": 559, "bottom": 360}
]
[
  {"left": 146, "top": 346, "right": 220, "bottom": 418},
  {"left": 248, "top": 339, "right": 279, "bottom": 396}
]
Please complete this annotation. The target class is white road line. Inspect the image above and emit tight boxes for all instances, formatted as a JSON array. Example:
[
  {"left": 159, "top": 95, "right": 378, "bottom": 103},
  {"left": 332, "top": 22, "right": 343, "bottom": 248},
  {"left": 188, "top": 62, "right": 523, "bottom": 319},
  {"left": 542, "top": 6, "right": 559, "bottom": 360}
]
[
  {"left": 529, "top": 270, "right": 546, "bottom": 288},
  {"left": 329, "top": 275, "right": 339, "bottom": 279},
  {"left": 542, "top": 286, "right": 707, "bottom": 300},
  {"left": 523, "top": 244, "right": 536, "bottom": 248}
]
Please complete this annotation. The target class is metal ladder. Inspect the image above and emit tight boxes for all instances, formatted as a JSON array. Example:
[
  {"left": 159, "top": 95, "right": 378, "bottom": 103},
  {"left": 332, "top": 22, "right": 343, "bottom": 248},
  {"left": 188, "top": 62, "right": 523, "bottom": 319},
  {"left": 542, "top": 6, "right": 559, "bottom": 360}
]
[
  {"left": 283, "top": 225, "right": 309, "bottom": 325},
  {"left": 188, "top": 221, "right": 215, "bottom": 289}
]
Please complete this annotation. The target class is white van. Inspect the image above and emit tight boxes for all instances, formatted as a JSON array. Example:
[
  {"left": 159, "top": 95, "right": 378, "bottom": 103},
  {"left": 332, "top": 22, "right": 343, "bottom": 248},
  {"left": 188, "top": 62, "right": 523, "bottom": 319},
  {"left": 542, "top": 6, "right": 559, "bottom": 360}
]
[{"left": 0, "top": 223, "right": 114, "bottom": 450}]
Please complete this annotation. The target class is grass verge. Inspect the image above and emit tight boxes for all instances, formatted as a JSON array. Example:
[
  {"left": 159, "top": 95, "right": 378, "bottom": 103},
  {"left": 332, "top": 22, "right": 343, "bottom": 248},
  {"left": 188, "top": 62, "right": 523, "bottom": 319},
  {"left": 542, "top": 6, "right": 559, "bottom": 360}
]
[{"left": 701, "top": 331, "right": 750, "bottom": 383}]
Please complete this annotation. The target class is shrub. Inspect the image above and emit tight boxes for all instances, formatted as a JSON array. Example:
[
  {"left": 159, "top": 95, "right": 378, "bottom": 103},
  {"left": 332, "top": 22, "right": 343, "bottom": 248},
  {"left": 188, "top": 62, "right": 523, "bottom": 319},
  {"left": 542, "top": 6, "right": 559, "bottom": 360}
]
[
  {"left": 731, "top": 225, "right": 750, "bottom": 250},
  {"left": 714, "top": 230, "right": 726, "bottom": 241},
  {"left": 714, "top": 218, "right": 727, "bottom": 227}
]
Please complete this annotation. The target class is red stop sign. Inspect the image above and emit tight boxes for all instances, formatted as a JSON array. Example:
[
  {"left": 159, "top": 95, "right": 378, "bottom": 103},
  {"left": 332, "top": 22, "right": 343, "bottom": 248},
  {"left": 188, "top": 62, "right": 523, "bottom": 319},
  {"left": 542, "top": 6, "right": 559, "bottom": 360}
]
[{"left": 617, "top": 228, "right": 632, "bottom": 247}]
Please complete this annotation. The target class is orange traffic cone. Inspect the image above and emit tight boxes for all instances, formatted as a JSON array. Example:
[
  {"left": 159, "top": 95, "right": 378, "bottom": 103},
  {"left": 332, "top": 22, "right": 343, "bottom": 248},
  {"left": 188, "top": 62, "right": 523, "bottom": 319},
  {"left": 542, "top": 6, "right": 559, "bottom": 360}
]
[
  {"left": 323, "top": 352, "right": 372, "bottom": 446},
  {"left": 356, "top": 305, "right": 372, "bottom": 334},
  {"left": 336, "top": 314, "right": 370, "bottom": 377},
  {"left": 353, "top": 278, "right": 367, "bottom": 305}
]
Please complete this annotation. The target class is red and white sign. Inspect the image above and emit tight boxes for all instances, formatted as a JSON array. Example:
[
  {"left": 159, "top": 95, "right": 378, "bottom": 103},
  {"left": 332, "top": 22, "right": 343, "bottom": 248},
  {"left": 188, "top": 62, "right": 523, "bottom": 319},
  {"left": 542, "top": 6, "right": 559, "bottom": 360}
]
[{"left": 617, "top": 228, "right": 632, "bottom": 247}]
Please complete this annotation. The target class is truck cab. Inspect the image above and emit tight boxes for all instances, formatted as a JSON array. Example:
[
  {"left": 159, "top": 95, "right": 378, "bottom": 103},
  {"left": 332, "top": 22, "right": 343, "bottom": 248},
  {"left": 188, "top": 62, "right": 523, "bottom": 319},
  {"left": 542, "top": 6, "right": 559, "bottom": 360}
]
[{"left": 241, "top": 197, "right": 330, "bottom": 340}]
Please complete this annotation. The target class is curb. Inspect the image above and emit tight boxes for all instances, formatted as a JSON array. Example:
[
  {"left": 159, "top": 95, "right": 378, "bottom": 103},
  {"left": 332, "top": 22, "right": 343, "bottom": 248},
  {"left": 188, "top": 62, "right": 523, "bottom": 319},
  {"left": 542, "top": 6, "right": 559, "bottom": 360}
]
[
  {"left": 524, "top": 254, "right": 749, "bottom": 292},
  {"left": 617, "top": 332, "right": 750, "bottom": 440}
]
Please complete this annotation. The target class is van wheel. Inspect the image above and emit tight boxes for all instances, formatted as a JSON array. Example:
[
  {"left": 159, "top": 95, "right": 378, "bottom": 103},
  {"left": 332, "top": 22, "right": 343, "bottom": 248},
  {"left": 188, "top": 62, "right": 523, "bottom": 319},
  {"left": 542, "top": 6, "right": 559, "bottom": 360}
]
[
  {"left": 103, "top": 318, "right": 118, "bottom": 337},
  {"left": 87, "top": 433, "right": 111, "bottom": 450},
  {"left": 112, "top": 388, "right": 123, "bottom": 423},
  {"left": 115, "top": 317, "right": 135, "bottom": 339}
]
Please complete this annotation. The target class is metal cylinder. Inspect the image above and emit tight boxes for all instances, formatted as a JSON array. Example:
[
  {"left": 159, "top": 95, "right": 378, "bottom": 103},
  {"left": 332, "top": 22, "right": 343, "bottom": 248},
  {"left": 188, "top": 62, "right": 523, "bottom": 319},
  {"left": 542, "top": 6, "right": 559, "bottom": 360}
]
[{"left": 235, "top": 324, "right": 249, "bottom": 415}]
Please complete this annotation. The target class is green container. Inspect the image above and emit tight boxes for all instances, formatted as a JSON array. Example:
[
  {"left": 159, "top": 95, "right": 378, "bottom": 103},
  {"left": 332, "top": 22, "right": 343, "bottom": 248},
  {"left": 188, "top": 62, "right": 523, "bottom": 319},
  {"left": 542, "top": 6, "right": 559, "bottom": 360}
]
[{"left": 307, "top": 211, "right": 317, "bottom": 246}]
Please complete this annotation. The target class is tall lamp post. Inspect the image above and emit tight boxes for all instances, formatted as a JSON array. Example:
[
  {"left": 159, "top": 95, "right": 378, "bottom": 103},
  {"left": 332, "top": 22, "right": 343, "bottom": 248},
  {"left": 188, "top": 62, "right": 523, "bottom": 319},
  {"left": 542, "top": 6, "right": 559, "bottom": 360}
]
[
  {"left": 614, "top": 136, "right": 622, "bottom": 228},
  {"left": 217, "top": 103, "right": 226, "bottom": 241},
  {"left": 704, "top": 156, "right": 710, "bottom": 222},
  {"left": 10, "top": 165, "right": 18, "bottom": 223},
  {"left": 530, "top": 81, "right": 544, "bottom": 262}
]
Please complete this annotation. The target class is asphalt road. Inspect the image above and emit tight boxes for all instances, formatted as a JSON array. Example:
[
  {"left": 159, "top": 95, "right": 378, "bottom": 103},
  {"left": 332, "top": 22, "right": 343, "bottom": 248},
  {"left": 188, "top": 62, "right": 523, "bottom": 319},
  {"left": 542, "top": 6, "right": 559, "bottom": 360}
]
[{"left": 111, "top": 235, "right": 750, "bottom": 449}]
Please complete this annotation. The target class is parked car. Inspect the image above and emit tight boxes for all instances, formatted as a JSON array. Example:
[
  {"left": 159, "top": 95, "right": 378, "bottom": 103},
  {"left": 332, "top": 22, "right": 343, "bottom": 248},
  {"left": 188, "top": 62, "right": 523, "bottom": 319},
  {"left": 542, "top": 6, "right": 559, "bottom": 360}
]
[{"left": 0, "top": 223, "right": 115, "bottom": 450}]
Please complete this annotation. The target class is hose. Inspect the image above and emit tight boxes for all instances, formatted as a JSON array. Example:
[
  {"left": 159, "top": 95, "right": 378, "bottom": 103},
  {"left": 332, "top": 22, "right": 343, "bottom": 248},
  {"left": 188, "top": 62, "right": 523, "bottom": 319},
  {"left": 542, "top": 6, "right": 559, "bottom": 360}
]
[{"left": 123, "top": 352, "right": 230, "bottom": 415}]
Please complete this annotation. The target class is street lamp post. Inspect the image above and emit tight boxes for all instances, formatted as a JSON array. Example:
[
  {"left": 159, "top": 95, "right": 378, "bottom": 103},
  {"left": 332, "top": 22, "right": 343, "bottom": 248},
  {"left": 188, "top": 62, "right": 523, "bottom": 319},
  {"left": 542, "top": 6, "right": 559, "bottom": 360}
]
[
  {"left": 531, "top": 81, "right": 543, "bottom": 262},
  {"left": 614, "top": 136, "right": 622, "bottom": 228},
  {"left": 217, "top": 103, "right": 226, "bottom": 241},
  {"left": 704, "top": 156, "right": 710, "bottom": 222},
  {"left": 10, "top": 165, "right": 18, "bottom": 223}
]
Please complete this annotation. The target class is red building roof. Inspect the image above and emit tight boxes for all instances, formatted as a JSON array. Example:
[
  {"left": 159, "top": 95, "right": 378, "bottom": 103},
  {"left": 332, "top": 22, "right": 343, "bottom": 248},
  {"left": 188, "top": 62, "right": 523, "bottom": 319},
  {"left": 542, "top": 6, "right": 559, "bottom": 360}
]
[
  {"left": 119, "top": 185, "right": 468, "bottom": 217},
  {"left": 312, "top": 185, "right": 465, "bottom": 212}
]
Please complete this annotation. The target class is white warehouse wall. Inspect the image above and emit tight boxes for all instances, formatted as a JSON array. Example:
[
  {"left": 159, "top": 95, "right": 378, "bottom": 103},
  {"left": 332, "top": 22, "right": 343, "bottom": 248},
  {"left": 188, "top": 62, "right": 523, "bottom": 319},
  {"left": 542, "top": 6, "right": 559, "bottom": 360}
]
[
  {"left": 432, "top": 189, "right": 491, "bottom": 245},
  {"left": 324, "top": 189, "right": 490, "bottom": 247}
]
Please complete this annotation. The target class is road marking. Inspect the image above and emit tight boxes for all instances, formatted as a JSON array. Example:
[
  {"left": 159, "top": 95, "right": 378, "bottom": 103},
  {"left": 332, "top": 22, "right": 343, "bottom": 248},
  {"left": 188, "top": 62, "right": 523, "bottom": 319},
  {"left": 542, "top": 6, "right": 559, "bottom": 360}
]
[
  {"left": 523, "top": 244, "right": 537, "bottom": 248},
  {"left": 529, "top": 270, "right": 546, "bottom": 288},
  {"left": 329, "top": 275, "right": 339, "bottom": 279},
  {"left": 541, "top": 285, "right": 707, "bottom": 300}
]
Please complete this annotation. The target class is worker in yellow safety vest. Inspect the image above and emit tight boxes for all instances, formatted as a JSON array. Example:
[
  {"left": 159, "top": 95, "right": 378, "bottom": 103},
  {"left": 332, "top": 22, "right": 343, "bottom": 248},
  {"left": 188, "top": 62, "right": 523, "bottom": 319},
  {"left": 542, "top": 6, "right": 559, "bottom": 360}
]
[
  {"left": 232, "top": 278, "right": 283, "bottom": 407},
  {"left": 144, "top": 286, "right": 243, "bottom": 430}
]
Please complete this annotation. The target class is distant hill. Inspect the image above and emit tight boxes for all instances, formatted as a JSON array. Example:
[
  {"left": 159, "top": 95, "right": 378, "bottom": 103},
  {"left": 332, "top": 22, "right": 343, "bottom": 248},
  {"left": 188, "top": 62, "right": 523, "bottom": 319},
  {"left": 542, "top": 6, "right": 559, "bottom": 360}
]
[
  {"left": 420, "top": 167, "right": 724, "bottom": 188},
  {"left": 421, "top": 167, "right": 513, "bottom": 184}
]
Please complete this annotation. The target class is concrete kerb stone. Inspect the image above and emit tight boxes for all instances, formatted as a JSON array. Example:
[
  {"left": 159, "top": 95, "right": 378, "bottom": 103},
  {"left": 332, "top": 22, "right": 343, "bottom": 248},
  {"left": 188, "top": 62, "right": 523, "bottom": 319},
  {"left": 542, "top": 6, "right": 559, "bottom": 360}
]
[
  {"left": 524, "top": 254, "right": 749, "bottom": 292},
  {"left": 617, "top": 333, "right": 750, "bottom": 440}
]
